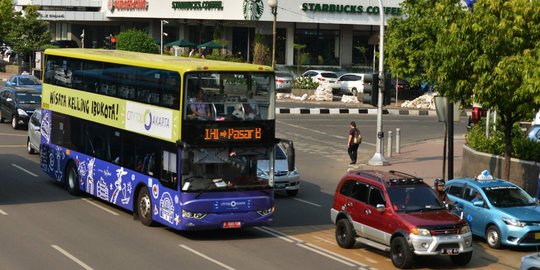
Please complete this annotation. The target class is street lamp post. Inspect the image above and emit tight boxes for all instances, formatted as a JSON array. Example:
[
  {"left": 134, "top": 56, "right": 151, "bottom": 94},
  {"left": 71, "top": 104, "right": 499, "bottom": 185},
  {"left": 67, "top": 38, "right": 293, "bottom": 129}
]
[
  {"left": 368, "top": 0, "right": 389, "bottom": 165},
  {"left": 268, "top": 0, "right": 278, "bottom": 70},
  {"left": 160, "top": 20, "right": 169, "bottom": 55}
]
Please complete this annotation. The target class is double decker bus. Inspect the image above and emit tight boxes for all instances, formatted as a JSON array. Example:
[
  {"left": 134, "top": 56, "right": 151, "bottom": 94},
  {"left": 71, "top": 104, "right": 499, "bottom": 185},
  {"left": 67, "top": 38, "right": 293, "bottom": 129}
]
[{"left": 40, "top": 49, "right": 293, "bottom": 230}]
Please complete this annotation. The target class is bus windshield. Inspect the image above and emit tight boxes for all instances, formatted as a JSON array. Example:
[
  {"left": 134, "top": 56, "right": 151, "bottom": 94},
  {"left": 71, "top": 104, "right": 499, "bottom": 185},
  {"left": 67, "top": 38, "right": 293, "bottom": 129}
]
[
  {"left": 181, "top": 146, "right": 271, "bottom": 193},
  {"left": 184, "top": 72, "right": 274, "bottom": 121}
]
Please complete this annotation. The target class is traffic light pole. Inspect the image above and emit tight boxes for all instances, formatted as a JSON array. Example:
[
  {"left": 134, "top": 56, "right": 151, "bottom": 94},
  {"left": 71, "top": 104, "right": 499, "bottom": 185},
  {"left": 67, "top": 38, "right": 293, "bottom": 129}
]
[{"left": 368, "top": 0, "right": 389, "bottom": 166}]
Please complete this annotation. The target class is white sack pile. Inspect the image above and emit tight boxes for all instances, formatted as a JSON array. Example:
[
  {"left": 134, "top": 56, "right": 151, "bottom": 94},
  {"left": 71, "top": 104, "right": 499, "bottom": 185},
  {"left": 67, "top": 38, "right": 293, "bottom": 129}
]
[
  {"left": 308, "top": 83, "right": 334, "bottom": 101},
  {"left": 400, "top": 93, "right": 437, "bottom": 110}
]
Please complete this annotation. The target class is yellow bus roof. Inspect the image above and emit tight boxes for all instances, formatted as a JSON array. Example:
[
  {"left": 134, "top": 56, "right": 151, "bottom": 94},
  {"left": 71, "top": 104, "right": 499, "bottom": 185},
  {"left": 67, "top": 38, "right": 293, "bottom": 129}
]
[{"left": 44, "top": 48, "right": 273, "bottom": 73}]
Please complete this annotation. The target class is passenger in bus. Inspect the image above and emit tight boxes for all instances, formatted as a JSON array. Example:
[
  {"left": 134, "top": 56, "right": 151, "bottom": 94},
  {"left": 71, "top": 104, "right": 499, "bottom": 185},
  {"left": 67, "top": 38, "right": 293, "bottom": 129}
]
[
  {"left": 243, "top": 91, "right": 259, "bottom": 120},
  {"left": 189, "top": 88, "right": 210, "bottom": 120}
]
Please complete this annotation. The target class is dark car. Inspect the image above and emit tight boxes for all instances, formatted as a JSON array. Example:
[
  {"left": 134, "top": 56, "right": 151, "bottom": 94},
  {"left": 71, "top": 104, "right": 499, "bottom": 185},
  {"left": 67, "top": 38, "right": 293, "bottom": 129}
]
[
  {"left": 0, "top": 87, "right": 41, "bottom": 129},
  {"left": 5, "top": 74, "right": 42, "bottom": 91},
  {"left": 331, "top": 170, "right": 473, "bottom": 269},
  {"left": 51, "top": 40, "right": 79, "bottom": 48},
  {"left": 387, "top": 78, "right": 421, "bottom": 101}
]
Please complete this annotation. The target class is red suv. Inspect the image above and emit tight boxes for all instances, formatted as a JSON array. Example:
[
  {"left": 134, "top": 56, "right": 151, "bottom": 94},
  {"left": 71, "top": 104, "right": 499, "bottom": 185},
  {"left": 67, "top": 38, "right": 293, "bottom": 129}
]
[{"left": 330, "top": 170, "right": 473, "bottom": 269}]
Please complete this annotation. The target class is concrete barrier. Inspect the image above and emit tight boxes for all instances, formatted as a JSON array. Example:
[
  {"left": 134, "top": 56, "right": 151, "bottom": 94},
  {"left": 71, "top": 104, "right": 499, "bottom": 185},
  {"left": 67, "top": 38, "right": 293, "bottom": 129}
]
[{"left": 461, "top": 144, "right": 540, "bottom": 196}]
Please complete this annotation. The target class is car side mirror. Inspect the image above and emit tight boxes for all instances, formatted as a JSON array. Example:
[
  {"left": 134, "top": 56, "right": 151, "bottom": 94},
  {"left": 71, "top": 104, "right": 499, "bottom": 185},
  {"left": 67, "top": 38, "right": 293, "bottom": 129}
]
[
  {"left": 33, "top": 125, "right": 41, "bottom": 131},
  {"left": 376, "top": 204, "right": 386, "bottom": 213},
  {"left": 472, "top": 201, "right": 484, "bottom": 207}
]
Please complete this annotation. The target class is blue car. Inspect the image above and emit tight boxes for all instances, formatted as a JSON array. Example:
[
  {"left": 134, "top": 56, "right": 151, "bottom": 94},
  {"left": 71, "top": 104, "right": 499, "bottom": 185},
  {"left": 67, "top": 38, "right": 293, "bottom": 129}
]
[
  {"left": 5, "top": 74, "right": 42, "bottom": 91},
  {"left": 445, "top": 171, "right": 540, "bottom": 249}
]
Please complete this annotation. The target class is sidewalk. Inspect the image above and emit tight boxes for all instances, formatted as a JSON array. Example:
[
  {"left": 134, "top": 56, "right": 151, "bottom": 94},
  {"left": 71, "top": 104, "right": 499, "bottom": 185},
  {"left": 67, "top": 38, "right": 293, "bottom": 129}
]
[{"left": 351, "top": 136, "right": 465, "bottom": 185}]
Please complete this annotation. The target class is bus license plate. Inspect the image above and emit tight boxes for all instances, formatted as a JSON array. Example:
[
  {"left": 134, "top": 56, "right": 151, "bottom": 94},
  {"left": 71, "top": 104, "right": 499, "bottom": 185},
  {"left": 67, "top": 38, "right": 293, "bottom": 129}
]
[
  {"left": 223, "top": 221, "right": 241, "bottom": 229},
  {"left": 441, "top": 248, "right": 459, "bottom": 255}
]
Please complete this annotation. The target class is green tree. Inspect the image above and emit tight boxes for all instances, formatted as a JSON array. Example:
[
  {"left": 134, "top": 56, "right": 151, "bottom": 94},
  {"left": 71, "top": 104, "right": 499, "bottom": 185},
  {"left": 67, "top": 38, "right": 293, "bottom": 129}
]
[
  {"left": 0, "top": 0, "right": 15, "bottom": 42},
  {"left": 385, "top": 0, "right": 540, "bottom": 179},
  {"left": 115, "top": 29, "right": 158, "bottom": 54},
  {"left": 6, "top": 5, "right": 50, "bottom": 66},
  {"left": 293, "top": 43, "right": 306, "bottom": 75}
]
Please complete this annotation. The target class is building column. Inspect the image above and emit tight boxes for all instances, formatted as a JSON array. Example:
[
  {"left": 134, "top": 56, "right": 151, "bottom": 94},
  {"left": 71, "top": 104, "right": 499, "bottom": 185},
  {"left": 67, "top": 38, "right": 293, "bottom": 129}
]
[
  {"left": 340, "top": 24, "right": 353, "bottom": 68},
  {"left": 285, "top": 24, "right": 294, "bottom": 66}
]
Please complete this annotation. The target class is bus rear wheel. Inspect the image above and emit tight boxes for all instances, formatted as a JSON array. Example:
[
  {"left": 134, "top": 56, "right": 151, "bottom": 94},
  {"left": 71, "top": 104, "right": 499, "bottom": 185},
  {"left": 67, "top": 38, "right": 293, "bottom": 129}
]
[
  {"left": 137, "top": 188, "right": 154, "bottom": 226},
  {"left": 65, "top": 161, "right": 81, "bottom": 196}
]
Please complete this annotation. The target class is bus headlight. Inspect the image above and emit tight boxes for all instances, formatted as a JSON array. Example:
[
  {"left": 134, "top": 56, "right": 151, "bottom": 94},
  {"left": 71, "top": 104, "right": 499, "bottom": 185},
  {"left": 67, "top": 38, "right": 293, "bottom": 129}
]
[
  {"left": 257, "top": 207, "right": 274, "bottom": 216},
  {"left": 182, "top": 209, "right": 207, "bottom": 220},
  {"left": 411, "top": 228, "right": 431, "bottom": 237}
]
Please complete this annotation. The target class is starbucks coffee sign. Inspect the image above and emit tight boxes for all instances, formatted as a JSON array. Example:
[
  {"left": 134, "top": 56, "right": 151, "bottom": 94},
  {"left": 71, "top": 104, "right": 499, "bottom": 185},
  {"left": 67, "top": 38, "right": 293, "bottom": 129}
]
[{"left": 301, "top": 3, "right": 402, "bottom": 16}]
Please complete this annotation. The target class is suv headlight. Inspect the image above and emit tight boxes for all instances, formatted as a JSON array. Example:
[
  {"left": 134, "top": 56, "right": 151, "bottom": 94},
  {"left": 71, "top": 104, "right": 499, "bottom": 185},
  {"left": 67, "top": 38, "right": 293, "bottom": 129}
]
[
  {"left": 290, "top": 169, "right": 299, "bottom": 176},
  {"left": 17, "top": 109, "right": 28, "bottom": 116},
  {"left": 461, "top": 225, "right": 471, "bottom": 234},
  {"left": 503, "top": 217, "right": 526, "bottom": 227},
  {"left": 182, "top": 209, "right": 207, "bottom": 220},
  {"left": 410, "top": 228, "right": 431, "bottom": 237}
]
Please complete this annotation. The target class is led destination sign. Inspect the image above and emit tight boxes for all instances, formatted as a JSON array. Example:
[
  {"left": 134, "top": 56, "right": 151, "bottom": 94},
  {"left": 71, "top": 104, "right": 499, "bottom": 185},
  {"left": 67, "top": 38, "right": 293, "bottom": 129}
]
[{"left": 204, "top": 127, "right": 262, "bottom": 141}]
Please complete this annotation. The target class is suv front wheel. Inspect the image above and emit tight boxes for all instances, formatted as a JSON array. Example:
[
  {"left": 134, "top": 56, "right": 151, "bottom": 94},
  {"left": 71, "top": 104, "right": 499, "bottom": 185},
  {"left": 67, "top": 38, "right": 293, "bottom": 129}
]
[
  {"left": 391, "top": 236, "right": 414, "bottom": 269},
  {"left": 335, "top": 218, "right": 356, "bottom": 248}
]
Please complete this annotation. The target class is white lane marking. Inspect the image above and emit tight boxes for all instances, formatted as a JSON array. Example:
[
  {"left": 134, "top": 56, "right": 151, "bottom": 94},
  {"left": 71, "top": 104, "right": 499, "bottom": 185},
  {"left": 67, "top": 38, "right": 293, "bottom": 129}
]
[
  {"left": 312, "top": 236, "right": 379, "bottom": 264},
  {"left": 313, "top": 235, "right": 335, "bottom": 245},
  {"left": 257, "top": 226, "right": 305, "bottom": 243},
  {"left": 82, "top": 198, "right": 119, "bottom": 216},
  {"left": 0, "top": 144, "right": 27, "bottom": 147},
  {"left": 0, "top": 132, "right": 27, "bottom": 136},
  {"left": 278, "top": 121, "right": 326, "bottom": 135},
  {"left": 293, "top": 198, "right": 322, "bottom": 207},
  {"left": 11, "top": 164, "right": 38, "bottom": 177},
  {"left": 305, "top": 243, "right": 376, "bottom": 268},
  {"left": 179, "top": 244, "right": 235, "bottom": 270},
  {"left": 0, "top": 209, "right": 7, "bottom": 215},
  {"left": 51, "top": 245, "right": 93, "bottom": 270},
  {"left": 253, "top": 226, "right": 295, "bottom": 243},
  {"left": 297, "top": 243, "right": 356, "bottom": 267}
]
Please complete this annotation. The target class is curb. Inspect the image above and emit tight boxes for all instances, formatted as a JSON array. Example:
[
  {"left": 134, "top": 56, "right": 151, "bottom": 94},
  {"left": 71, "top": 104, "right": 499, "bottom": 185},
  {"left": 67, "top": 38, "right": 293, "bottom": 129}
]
[{"left": 276, "top": 107, "right": 439, "bottom": 116}]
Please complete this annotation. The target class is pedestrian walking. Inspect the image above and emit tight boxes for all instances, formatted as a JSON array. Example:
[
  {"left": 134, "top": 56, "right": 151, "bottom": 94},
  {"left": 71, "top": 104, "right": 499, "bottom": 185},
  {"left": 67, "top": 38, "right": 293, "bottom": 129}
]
[{"left": 347, "top": 121, "right": 361, "bottom": 164}]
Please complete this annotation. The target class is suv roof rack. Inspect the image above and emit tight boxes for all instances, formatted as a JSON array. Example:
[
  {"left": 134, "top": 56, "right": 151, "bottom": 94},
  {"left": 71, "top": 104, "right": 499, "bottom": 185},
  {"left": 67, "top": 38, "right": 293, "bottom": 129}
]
[{"left": 388, "top": 170, "right": 424, "bottom": 185}]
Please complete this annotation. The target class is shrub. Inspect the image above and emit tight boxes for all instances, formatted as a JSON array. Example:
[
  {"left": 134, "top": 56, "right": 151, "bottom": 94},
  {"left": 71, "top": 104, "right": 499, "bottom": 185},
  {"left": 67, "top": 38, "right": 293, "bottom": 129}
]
[
  {"left": 466, "top": 120, "right": 540, "bottom": 162},
  {"left": 115, "top": 29, "right": 158, "bottom": 54},
  {"left": 293, "top": 76, "right": 319, "bottom": 89}
]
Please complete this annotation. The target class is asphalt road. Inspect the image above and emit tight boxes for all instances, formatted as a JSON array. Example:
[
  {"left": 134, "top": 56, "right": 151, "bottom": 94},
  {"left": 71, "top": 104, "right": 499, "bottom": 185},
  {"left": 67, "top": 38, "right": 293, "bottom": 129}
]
[{"left": 0, "top": 113, "right": 532, "bottom": 270}]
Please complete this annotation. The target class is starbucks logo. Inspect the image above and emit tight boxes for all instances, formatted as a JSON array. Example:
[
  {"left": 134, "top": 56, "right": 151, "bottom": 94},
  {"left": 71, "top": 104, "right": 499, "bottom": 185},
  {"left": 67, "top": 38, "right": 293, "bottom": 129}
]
[{"left": 243, "top": 0, "right": 264, "bottom": 21}]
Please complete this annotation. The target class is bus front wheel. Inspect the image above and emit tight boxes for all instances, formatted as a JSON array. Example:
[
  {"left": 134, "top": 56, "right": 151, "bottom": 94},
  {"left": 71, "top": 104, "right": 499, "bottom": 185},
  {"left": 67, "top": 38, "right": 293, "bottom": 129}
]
[
  {"left": 137, "top": 188, "right": 154, "bottom": 226},
  {"left": 65, "top": 161, "right": 81, "bottom": 196}
]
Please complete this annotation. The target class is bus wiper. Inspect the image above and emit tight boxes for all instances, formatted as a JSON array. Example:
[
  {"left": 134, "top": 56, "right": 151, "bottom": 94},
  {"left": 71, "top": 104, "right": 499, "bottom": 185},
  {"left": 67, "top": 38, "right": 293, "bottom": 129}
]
[
  {"left": 195, "top": 181, "right": 214, "bottom": 199},
  {"left": 195, "top": 178, "right": 227, "bottom": 199}
]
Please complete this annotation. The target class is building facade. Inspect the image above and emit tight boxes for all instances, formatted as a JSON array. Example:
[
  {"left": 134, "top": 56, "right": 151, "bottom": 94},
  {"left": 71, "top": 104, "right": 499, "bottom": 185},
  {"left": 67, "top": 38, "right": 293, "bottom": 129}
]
[{"left": 15, "top": 0, "right": 404, "bottom": 69}]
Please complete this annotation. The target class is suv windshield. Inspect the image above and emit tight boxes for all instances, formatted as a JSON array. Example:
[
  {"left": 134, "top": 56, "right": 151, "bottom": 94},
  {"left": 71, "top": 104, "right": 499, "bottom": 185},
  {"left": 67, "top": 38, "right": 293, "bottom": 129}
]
[
  {"left": 483, "top": 186, "right": 535, "bottom": 207},
  {"left": 19, "top": 76, "right": 40, "bottom": 85},
  {"left": 387, "top": 186, "right": 445, "bottom": 212},
  {"left": 181, "top": 146, "right": 272, "bottom": 193}
]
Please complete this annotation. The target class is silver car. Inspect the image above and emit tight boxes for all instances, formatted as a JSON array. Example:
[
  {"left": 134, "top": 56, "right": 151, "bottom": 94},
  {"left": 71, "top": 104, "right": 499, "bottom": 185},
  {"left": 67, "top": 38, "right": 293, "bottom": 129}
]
[
  {"left": 257, "top": 144, "right": 300, "bottom": 196},
  {"left": 521, "top": 253, "right": 540, "bottom": 270},
  {"left": 275, "top": 71, "right": 294, "bottom": 93},
  {"left": 27, "top": 108, "right": 41, "bottom": 154}
]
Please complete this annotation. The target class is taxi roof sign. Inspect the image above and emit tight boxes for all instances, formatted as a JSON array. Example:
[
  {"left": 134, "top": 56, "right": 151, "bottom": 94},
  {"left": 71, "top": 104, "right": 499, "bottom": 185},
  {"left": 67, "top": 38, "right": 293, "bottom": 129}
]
[{"left": 476, "top": 170, "right": 494, "bottom": 181}]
